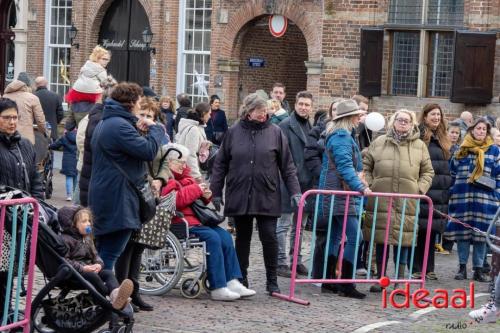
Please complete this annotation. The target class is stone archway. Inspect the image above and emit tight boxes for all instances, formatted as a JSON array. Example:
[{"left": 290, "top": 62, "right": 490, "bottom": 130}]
[
  {"left": 212, "top": 0, "right": 323, "bottom": 118},
  {"left": 0, "top": 0, "right": 15, "bottom": 92},
  {"left": 236, "top": 16, "right": 308, "bottom": 109}
]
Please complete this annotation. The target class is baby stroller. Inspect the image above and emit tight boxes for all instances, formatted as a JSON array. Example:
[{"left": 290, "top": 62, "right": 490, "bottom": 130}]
[
  {"left": 34, "top": 123, "right": 54, "bottom": 199},
  {"left": 0, "top": 186, "right": 134, "bottom": 333}
]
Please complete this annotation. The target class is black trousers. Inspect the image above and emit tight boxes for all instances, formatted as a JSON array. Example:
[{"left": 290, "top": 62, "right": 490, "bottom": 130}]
[
  {"left": 233, "top": 215, "right": 278, "bottom": 280},
  {"left": 115, "top": 240, "right": 146, "bottom": 293},
  {"left": 413, "top": 228, "right": 436, "bottom": 273},
  {"left": 80, "top": 269, "right": 119, "bottom": 296}
]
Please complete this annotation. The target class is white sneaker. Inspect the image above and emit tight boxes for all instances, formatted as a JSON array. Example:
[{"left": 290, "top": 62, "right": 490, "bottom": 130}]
[
  {"left": 469, "top": 302, "right": 499, "bottom": 323},
  {"left": 210, "top": 287, "right": 240, "bottom": 301},
  {"left": 356, "top": 268, "right": 368, "bottom": 277},
  {"left": 227, "top": 279, "right": 256, "bottom": 297},
  {"left": 66, "top": 196, "right": 72, "bottom": 201}
]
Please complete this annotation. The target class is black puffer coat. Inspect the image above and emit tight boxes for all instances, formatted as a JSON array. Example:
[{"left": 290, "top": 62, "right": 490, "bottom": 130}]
[
  {"left": 210, "top": 119, "right": 300, "bottom": 217},
  {"left": 418, "top": 126, "right": 452, "bottom": 232},
  {"left": 58, "top": 206, "right": 104, "bottom": 273},
  {"left": 79, "top": 103, "right": 104, "bottom": 206},
  {"left": 304, "top": 120, "right": 326, "bottom": 181},
  {"left": 0, "top": 131, "right": 43, "bottom": 199}
]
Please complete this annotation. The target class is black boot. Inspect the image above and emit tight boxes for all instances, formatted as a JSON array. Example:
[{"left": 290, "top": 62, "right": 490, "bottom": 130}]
[
  {"left": 337, "top": 260, "right": 366, "bottom": 299},
  {"left": 130, "top": 279, "right": 154, "bottom": 311},
  {"left": 266, "top": 277, "right": 280, "bottom": 295},
  {"left": 454, "top": 264, "right": 467, "bottom": 280},
  {"left": 473, "top": 267, "right": 491, "bottom": 282},
  {"left": 370, "top": 261, "right": 383, "bottom": 293},
  {"left": 321, "top": 256, "right": 338, "bottom": 294}
]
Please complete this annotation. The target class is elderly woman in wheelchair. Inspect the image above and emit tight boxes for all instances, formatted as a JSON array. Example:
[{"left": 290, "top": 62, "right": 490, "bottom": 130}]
[{"left": 160, "top": 143, "right": 256, "bottom": 301}]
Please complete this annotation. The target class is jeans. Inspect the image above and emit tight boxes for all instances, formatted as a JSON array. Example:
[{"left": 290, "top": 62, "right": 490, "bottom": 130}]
[
  {"left": 327, "top": 215, "right": 363, "bottom": 265},
  {"left": 233, "top": 215, "right": 278, "bottom": 280},
  {"left": 276, "top": 212, "right": 307, "bottom": 266},
  {"left": 80, "top": 269, "right": 119, "bottom": 296},
  {"left": 457, "top": 240, "right": 486, "bottom": 268},
  {"left": 65, "top": 175, "right": 77, "bottom": 197},
  {"left": 96, "top": 230, "right": 134, "bottom": 270},
  {"left": 72, "top": 173, "right": 81, "bottom": 204},
  {"left": 376, "top": 244, "right": 409, "bottom": 276},
  {"left": 190, "top": 226, "right": 242, "bottom": 289}
]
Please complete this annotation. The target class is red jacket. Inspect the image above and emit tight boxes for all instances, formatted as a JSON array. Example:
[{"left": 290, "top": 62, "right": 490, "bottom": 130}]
[{"left": 160, "top": 167, "right": 210, "bottom": 227}]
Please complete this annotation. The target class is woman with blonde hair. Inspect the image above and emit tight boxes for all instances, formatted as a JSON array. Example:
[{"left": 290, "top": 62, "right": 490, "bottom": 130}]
[
  {"left": 363, "top": 109, "right": 434, "bottom": 292},
  {"left": 268, "top": 99, "right": 288, "bottom": 124}
]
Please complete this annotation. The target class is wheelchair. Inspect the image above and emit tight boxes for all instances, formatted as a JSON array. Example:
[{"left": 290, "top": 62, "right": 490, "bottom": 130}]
[{"left": 138, "top": 216, "right": 209, "bottom": 299}]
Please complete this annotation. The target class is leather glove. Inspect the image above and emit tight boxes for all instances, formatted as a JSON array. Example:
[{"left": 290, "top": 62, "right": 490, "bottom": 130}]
[
  {"left": 291, "top": 193, "right": 304, "bottom": 210},
  {"left": 212, "top": 197, "right": 224, "bottom": 211}
]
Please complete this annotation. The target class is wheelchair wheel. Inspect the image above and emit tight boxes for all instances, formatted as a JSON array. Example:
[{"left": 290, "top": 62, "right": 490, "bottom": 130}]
[
  {"left": 180, "top": 278, "right": 202, "bottom": 299},
  {"left": 139, "top": 230, "right": 184, "bottom": 296},
  {"left": 202, "top": 274, "right": 211, "bottom": 292}
]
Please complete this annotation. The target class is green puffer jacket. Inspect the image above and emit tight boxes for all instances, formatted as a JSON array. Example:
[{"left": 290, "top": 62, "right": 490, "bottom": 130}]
[{"left": 362, "top": 127, "right": 434, "bottom": 246}]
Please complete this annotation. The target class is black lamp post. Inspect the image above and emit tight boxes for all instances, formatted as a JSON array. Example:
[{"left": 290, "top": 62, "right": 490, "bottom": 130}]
[
  {"left": 142, "top": 27, "right": 156, "bottom": 55},
  {"left": 68, "top": 24, "right": 79, "bottom": 49}
]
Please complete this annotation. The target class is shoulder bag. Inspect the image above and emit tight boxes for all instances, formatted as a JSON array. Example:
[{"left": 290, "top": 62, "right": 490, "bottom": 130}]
[
  {"left": 191, "top": 199, "right": 224, "bottom": 227},
  {"left": 96, "top": 122, "right": 157, "bottom": 224}
]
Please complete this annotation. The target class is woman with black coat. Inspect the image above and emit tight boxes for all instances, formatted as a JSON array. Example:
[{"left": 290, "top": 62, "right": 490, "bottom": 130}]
[
  {"left": 205, "top": 95, "right": 228, "bottom": 145},
  {"left": 413, "top": 104, "right": 452, "bottom": 280},
  {"left": 0, "top": 97, "right": 44, "bottom": 317},
  {"left": 210, "top": 93, "right": 301, "bottom": 295}
]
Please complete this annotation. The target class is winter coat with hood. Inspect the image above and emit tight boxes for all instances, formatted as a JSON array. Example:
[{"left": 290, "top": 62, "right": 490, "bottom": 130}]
[
  {"left": 362, "top": 126, "right": 434, "bottom": 246},
  {"left": 417, "top": 124, "right": 452, "bottom": 233},
  {"left": 210, "top": 118, "right": 301, "bottom": 217},
  {"left": 79, "top": 103, "right": 104, "bottom": 207},
  {"left": 270, "top": 109, "right": 288, "bottom": 125},
  {"left": 3, "top": 80, "right": 46, "bottom": 144},
  {"left": 73, "top": 60, "right": 108, "bottom": 95},
  {"left": 89, "top": 98, "right": 163, "bottom": 236},
  {"left": 58, "top": 206, "right": 104, "bottom": 273},
  {"left": 175, "top": 118, "right": 207, "bottom": 180},
  {"left": 161, "top": 166, "right": 211, "bottom": 227},
  {"left": 49, "top": 129, "right": 78, "bottom": 177}
]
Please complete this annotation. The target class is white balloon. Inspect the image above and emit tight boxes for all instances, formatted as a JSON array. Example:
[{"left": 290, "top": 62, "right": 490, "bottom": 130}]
[{"left": 365, "top": 112, "right": 385, "bottom": 131}]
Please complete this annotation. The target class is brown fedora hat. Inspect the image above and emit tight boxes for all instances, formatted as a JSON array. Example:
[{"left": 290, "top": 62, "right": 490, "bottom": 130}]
[{"left": 332, "top": 99, "right": 367, "bottom": 121}]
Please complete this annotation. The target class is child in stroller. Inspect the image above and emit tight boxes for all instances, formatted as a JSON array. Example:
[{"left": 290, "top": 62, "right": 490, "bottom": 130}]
[{"left": 58, "top": 205, "right": 133, "bottom": 310}]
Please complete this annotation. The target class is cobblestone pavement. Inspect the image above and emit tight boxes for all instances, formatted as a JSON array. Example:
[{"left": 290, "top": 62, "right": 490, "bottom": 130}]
[{"left": 38, "top": 167, "right": 498, "bottom": 333}]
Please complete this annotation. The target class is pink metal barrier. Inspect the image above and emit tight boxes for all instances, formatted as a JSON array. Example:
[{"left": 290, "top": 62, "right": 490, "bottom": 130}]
[
  {"left": 274, "top": 189, "right": 433, "bottom": 305},
  {"left": 0, "top": 198, "right": 40, "bottom": 332}
]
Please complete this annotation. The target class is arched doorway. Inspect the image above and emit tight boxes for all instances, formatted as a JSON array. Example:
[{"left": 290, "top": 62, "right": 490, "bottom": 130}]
[
  {"left": 98, "top": 0, "right": 151, "bottom": 86},
  {"left": 236, "top": 16, "right": 308, "bottom": 109},
  {"left": 0, "top": 0, "right": 16, "bottom": 93}
]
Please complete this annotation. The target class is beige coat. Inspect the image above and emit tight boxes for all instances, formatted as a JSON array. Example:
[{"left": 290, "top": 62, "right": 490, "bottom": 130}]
[
  {"left": 362, "top": 127, "right": 434, "bottom": 246},
  {"left": 3, "top": 80, "right": 46, "bottom": 144}
]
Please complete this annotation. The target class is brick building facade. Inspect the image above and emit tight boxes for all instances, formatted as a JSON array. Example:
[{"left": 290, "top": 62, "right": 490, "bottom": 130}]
[{"left": 2, "top": 0, "right": 500, "bottom": 120}]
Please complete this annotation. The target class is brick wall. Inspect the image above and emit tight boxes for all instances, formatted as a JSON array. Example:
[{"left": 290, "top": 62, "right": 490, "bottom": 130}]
[
  {"left": 26, "top": 0, "right": 45, "bottom": 80},
  {"left": 237, "top": 16, "right": 308, "bottom": 111}
]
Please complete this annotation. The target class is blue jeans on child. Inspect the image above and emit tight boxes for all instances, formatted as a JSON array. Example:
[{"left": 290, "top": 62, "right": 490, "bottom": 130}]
[
  {"left": 190, "top": 225, "right": 242, "bottom": 289},
  {"left": 65, "top": 175, "right": 77, "bottom": 197},
  {"left": 457, "top": 240, "right": 486, "bottom": 268}
]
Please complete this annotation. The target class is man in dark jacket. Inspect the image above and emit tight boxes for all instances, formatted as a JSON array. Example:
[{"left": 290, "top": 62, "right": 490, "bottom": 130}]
[
  {"left": 270, "top": 82, "right": 291, "bottom": 113},
  {"left": 174, "top": 93, "right": 191, "bottom": 134},
  {"left": 277, "top": 91, "right": 314, "bottom": 277},
  {"left": 34, "top": 77, "right": 64, "bottom": 140}
]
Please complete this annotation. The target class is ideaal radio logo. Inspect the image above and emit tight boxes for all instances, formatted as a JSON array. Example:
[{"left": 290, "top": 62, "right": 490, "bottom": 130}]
[{"left": 379, "top": 277, "right": 475, "bottom": 309}]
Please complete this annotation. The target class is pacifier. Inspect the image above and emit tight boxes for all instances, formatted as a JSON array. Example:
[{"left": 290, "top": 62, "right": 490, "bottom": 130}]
[{"left": 85, "top": 226, "right": 92, "bottom": 235}]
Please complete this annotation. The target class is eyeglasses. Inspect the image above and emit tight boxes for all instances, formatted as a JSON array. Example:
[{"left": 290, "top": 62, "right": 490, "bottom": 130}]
[
  {"left": 0, "top": 115, "right": 18, "bottom": 122},
  {"left": 171, "top": 159, "right": 187, "bottom": 165},
  {"left": 395, "top": 118, "right": 411, "bottom": 125}
]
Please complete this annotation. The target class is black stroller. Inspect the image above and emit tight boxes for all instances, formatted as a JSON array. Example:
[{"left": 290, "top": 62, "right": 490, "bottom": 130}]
[{"left": 0, "top": 186, "right": 134, "bottom": 333}]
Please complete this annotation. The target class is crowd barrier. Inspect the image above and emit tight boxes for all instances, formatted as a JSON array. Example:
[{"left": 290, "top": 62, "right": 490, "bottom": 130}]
[
  {"left": 274, "top": 190, "right": 433, "bottom": 305},
  {"left": 0, "top": 198, "right": 40, "bottom": 332}
]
